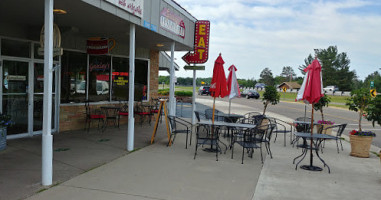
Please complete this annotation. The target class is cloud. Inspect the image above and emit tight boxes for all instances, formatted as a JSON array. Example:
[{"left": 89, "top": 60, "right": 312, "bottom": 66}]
[{"left": 165, "top": 0, "right": 381, "bottom": 80}]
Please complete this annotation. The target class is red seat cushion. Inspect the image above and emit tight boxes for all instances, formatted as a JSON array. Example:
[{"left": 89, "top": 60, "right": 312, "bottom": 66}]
[
  {"left": 90, "top": 114, "right": 105, "bottom": 119},
  {"left": 119, "top": 112, "right": 129, "bottom": 116},
  {"left": 136, "top": 112, "right": 151, "bottom": 115},
  {"left": 151, "top": 109, "right": 159, "bottom": 113}
]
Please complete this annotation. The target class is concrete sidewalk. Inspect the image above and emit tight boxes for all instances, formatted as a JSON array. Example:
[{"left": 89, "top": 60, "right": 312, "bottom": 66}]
[
  {"left": 2, "top": 98, "right": 381, "bottom": 200},
  {"left": 198, "top": 98, "right": 381, "bottom": 200}
]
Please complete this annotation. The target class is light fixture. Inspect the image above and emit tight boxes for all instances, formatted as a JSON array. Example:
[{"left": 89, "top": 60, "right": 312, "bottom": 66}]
[
  {"left": 156, "top": 43, "right": 164, "bottom": 47},
  {"left": 53, "top": 9, "right": 67, "bottom": 14}
]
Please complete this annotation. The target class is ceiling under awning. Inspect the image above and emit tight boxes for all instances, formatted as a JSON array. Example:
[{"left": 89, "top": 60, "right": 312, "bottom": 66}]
[{"left": 0, "top": 0, "right": 193, "bottom": 52}]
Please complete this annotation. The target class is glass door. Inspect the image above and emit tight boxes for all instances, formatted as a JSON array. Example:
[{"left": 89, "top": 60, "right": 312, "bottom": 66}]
[
  {"left": 33, "top": 62, "right": 55, "bottom": 132},
  {"left": 2, "top": 60, "right": 29, "bottom": 135}
]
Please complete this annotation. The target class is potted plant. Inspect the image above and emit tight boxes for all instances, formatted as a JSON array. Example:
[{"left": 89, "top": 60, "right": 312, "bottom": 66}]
[
  {"left": 317, "top": 120, "right": 335, "bottom": 135},
  {"left": 365, "top": 95, "right": 381, "bottom": 161},
  {"left": 262, "top": 85, "right": 280, "bottom": 115},
  {"left": 0, "top": 113, "right": 13, "bottom": 151},
  {"left": 314, "top": 94, "right": 333, "bottom": 134},
  {"left": 346, "top": 88, "right": 376, "bottom": 158}
]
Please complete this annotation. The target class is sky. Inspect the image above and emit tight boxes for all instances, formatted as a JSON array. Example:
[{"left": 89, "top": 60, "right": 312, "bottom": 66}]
[{"left": 160, "top": 0, "right": 381, "bottom": 81}]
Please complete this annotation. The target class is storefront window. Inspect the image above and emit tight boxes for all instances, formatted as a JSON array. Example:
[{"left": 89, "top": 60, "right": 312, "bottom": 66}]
[
  {"left": 1, "top": 38, "right": 30, "bottom": 58},
  {"left": 60, "top": 51, "right": 87, "bottom": 103},
  {"left": 112, "top": 57, "right": 129, "bottom": 101},
  {"left": 111, "top": 58, "right": 148, "bottom": 101},
  {"left": 60, "top": 52, "right": 148, "bottom": 103},
  {"left": 135, "top": 59, "right": 149, "bottom": 101},
  {"left": 88, "top": 55, "right": 110, "bottom": 102}
]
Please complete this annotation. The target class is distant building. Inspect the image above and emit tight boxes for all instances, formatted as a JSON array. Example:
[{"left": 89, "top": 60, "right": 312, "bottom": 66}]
[
  {"left": 255, "top": 83, "right": 266, "bottom": 89},
  {"left": 278, "top": 82, "right": 301, "bottom": 90}
]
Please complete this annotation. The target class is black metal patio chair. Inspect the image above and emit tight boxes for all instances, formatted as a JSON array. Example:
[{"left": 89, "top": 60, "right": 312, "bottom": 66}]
[
  {"left": 167, "top": 115, "right": 192, "bottom": 149},
  {"left": 194, "top": 124, "right": 221, "bottom": 161}
]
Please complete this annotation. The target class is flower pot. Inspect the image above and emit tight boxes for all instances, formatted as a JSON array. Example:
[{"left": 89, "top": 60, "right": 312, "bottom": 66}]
[
  {"left": 349, "top": 135, "right": 373, "bottom": 158},
  {"left": 0, "top": 127, "right": 7, "bottom": 151},
  {"left": 317, "top": 124, "right": 333, "bottom": 135}
]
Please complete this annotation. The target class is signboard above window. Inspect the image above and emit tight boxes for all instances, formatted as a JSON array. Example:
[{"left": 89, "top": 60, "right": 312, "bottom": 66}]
[
  {"left": 105, "top": 0, "right": 143, "bottom": 18},
  {"left": 160, "top": 8, "right": 185, "bottom": 38}
]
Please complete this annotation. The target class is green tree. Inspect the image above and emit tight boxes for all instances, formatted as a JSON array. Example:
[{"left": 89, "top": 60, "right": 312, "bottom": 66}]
[
  {"left": 299, "top": 46, "right": 356, "bottom": 91},
  {"left": 364, "top": 71, "right": 381, "bottom": 90},
  {"left": 313, "top": 94, "right": 331, "bottom": 121},
  {"left": 366, "top": 95, "right": 381, "bottom": 127},
  {"left": 260, "top": 68, "right": 275, "bottom": 86},
  {"left": 158, "top": 76, "right": 170, "bottom": 84},
  {"left": 280, "top": 66, "right": 296, "bottom": 82},
  {"left": 262, "top": 85, "right": 280, "bottom": 115},
  {"left": 346, "top": 88, "right": 372, "bottom": 131}
]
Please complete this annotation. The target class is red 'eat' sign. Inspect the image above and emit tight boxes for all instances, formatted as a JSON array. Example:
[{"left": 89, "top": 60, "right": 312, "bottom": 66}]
[{"left": 182, "top": 20, "right": 210, "bottom": 65}]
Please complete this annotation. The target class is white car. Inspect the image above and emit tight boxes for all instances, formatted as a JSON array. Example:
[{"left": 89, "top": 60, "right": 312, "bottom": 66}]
[{"left": 323, "top": 85, "right": 339, "bottom": 92}]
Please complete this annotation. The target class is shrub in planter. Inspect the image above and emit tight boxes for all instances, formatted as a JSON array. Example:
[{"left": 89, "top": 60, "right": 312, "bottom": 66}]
[
  {"left": 349, "top": 130, "right": 376, "bottom": 158},
  {"left": 346, "top": 89, "right": 377, "bottom": 158},
  {"left": 317, "top": 120, "right": 335, "bottom": 135},
  {"left": 0, "top": 113, "right": 13, "bottom": 151}
]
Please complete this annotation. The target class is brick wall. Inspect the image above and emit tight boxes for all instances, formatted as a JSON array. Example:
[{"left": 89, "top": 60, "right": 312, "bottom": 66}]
[{"left": 149, "top": 50, "right": 159, "bottom": 99}]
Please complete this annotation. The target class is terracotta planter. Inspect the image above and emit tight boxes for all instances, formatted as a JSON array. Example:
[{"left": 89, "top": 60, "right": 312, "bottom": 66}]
[
  {"left": 317, "top": 124, "right": 333, "bottom": 135},
  {"left": 349, "top": 135, "right": 373, "bottom": 158}
]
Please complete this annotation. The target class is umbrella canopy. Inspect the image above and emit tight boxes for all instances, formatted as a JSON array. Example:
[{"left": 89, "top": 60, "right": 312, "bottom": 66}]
[
  {"left": 227, "top": 65, "right": 241, "bottom": 100},
  {"left": 210, "top": 54, "right": 228, "bottom": 98},
  {"left": 209, "top": 54, "right": 228, "bottom": 123},
  {"left": 296, "top": 59, "right": 324, "bottom": 104},
  {"left": 295, "top": 58, "right": 324, "bottom": 172}
]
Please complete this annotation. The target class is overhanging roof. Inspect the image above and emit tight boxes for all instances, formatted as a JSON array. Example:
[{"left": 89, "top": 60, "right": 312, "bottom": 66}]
[
  {"left": 159, "top": 52, "right": 180, "bottom": 73},
  {"left": 0, "top": 0, "right": 195, "bottom": 52}
]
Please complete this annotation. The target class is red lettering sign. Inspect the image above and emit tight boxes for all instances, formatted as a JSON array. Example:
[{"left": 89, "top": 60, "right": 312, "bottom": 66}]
[
  {"left": 182, "top": 20, "right": 210, "bottom": 65},
  {"left": 87, "top": 39, "right": 109, "bottom": 55}
]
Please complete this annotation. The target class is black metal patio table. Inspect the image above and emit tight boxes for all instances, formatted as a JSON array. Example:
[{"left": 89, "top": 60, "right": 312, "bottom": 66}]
[
  {"left": 197, "top": 120, "right": 256, "bottom": 152},
  {"left": 214, "top": 113, "right": 244, "bottom": 123},
  {"left": 293, "top": 132, "right": 336, "bottom": 173}
]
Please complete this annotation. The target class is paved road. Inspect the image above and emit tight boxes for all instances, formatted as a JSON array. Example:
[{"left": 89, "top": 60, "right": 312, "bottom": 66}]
[{"left": 195, "top": 95, "right": 381, "bottom": 148}]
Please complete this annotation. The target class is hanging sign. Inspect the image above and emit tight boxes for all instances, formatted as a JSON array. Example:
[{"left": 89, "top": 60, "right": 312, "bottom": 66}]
[
  {"left": 182, "top": 20, "right": 210, "bottom": 65},
  {"left": 104, "top": 0, "right": 143, "bottom": 18},
  {"left": 38, "top": 24, "right": 63, "bottom": 56},
  {"left": 87, "top": 37, "right": 116, "bottom": 55},
  {"left": 160, "top": 8, "right": 186, "bottom": 38}
]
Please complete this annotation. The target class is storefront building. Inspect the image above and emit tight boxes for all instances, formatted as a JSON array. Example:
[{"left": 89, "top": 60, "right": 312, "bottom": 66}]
[{"left": 0, "top": 0, "right": 196, "bottom": 137}]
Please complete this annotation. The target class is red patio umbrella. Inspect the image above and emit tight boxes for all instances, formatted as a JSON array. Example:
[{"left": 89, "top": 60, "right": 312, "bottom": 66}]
[
  {"left": 210, "top": 53, "right": 228, "bottom": 123},
  {"left": 296, "top": 58, "right": 324, "bottom": 171},
  {"left": 227, "top": 65, "right": 241, "bottom": 114}
]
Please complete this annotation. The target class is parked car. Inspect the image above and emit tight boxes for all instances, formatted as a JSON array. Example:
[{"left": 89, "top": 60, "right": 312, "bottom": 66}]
[
  {"left": 198, "top": 86, "right": 210, "bottom": 95},
  {"left": 241, "top": 89, "right": 260, "bottom": 99},
  {"left": 323, "top": 85, "right": 339, "bottom": 92}
]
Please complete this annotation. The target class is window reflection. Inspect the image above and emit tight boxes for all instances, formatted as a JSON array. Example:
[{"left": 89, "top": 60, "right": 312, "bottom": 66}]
[{"left": 61, "top": 51, "right": 87, "bottom": 103}]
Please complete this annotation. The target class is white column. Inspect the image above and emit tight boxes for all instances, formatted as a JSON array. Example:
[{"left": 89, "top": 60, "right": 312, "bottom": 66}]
[
  {"left": 127, "top": 24, "right": 135, "bottom": 151},
  {"left": 192, "top": 70, "right": 196, "bottom": 125},
  {"left": 42, "top": 0, "right": 54, "bottom": 186},
  {"left": 169, "top": 42, "right": 176, "bottom": 116}
]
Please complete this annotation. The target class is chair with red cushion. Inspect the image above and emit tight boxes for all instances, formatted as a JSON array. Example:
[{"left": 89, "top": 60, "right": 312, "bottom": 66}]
[
  {"left": 134, "top": 102, "right": 152, "bottom": 126},
  {"left": 118, "top": 102, "right": 129, "bottom": 128},
  {"left": 85, "top": 100, "right": 105, "bottom": 132}
]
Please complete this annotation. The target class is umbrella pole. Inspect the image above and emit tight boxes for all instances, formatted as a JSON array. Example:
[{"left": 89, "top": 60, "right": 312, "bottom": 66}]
[
  {"left": 310, "top": 105, "right": 314, "bottom": 167},
  {"left": 229, "top": 99, "right": 231, "bottom": 115},
  {"left": 212, "top": 97, "right": 216, "bottom": 123},
  {"left": 300, "top": 103, "right": 322, "bottom": 171}
]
